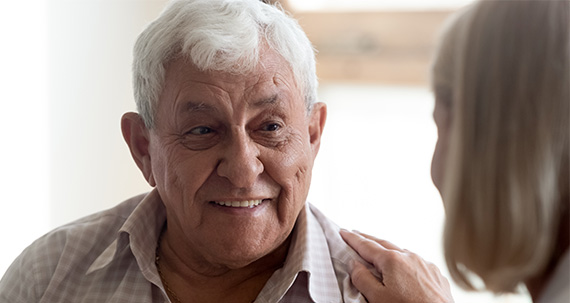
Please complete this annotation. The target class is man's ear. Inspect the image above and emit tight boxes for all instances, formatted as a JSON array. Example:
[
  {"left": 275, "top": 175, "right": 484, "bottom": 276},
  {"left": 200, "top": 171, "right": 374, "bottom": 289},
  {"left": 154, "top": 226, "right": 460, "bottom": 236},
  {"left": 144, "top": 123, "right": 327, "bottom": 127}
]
[
  {"left": 121, "top": 112, "right": 156, "bottom": 187},
  {"left": 308, "top": 102, "right": 327, "bottom": 157}
]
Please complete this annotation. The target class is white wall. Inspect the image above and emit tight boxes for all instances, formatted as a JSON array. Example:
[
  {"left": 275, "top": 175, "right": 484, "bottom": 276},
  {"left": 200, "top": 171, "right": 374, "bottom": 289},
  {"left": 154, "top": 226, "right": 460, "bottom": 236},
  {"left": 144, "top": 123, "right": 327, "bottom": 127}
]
[
  {"left": 310, "top": 84, "right": 530, "bottom": 303},
  {"left": 46, "top": 0, "right": 167, "bottom": 226},
  {"left": 0, "top": 1, "right": 530, "bottom": 303},
  {"left": 0, "top": 0, "right": 49, "bottom": 278},
  {"left": 0, "top": 0, "right": 164, "bottom": 277}
]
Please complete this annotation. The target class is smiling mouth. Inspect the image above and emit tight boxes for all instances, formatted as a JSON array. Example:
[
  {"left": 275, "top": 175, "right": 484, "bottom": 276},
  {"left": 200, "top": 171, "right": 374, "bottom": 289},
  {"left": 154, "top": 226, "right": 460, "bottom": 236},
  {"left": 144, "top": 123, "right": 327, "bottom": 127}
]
[{"left": 212, "top": 199, "right": 269, "bottom": 208}]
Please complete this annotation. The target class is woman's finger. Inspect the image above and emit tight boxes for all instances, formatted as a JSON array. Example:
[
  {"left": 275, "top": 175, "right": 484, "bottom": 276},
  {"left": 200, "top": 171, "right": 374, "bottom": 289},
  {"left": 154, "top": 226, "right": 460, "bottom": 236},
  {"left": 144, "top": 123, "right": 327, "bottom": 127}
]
[
  {"left": 350, "top": 261, "right": 386, "bottom": 303},
  {"left": 340, "top": 229, "right": 393, "bottom": 266},
  {"left": 355, "top": 231, "right": 404, "bottom": 252},
  {"left": 341, "top": 229, "right": 454, "bottom": 303}
]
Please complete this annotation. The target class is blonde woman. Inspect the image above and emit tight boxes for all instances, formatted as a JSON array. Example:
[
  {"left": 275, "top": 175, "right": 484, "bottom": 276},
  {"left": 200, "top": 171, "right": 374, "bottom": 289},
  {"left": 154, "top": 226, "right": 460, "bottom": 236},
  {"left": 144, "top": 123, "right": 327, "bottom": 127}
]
[{"left": 341, "top": 0, "right": 569, "bottom": 302}]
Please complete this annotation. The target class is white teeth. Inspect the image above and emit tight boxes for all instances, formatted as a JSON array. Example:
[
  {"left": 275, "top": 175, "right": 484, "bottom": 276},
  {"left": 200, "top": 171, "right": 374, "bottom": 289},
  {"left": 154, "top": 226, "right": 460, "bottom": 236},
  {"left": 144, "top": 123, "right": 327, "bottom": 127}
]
[{"left": 215, "top": 200, "right": 263, "bottom": 208}]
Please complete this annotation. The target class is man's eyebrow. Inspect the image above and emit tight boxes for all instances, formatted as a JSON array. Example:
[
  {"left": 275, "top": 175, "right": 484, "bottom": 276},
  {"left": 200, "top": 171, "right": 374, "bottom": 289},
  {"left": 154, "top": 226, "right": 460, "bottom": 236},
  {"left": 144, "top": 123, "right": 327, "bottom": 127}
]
[
  {"left": 252, "top": 94, "right": 279, "bottom": 108},
  {"left": 181, "top": 95, "right": 279, "bottom": 113},
  {"left": 183, "top": 101, "right": 216, "bottom": 113}
]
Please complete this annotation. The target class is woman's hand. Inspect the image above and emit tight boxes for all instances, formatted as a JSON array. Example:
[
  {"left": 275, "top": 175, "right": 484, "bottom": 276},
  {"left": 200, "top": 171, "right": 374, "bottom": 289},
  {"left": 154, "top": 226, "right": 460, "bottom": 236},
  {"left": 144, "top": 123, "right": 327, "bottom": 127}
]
[{"left": 340, "top": 230, "right": 454, "bottom": 303}]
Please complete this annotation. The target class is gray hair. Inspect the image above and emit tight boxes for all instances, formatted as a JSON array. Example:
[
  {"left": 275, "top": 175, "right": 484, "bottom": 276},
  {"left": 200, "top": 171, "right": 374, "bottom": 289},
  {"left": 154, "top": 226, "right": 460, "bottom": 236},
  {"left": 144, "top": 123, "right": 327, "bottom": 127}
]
[
  {"left": 132, "top": 0, "right": 318, "bottom": 128},
  {"left": 432, "top": 0, "right": 569, "bottom": 293}
]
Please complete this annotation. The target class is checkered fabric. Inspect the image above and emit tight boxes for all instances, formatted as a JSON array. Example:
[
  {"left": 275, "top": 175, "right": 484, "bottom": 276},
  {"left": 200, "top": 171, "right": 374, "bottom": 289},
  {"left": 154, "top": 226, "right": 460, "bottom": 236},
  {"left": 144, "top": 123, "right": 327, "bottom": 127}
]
[{"left": 0, "top": 189, "right": 367, "bottom": 302}]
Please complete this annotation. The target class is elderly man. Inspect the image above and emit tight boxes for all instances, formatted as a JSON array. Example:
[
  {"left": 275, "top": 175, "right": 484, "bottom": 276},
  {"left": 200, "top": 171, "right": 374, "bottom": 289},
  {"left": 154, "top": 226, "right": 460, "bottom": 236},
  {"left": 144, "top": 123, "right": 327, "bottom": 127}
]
[{"left": 0, "top": 0, "right": 368, "bottom": 302}]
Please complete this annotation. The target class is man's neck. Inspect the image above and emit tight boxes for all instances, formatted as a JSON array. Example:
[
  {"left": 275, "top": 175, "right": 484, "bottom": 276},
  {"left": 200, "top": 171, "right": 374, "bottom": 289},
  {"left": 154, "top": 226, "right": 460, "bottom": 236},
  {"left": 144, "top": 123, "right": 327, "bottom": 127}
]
[{"left": 156, "top": 229, "right": 292, "bottom": 303}]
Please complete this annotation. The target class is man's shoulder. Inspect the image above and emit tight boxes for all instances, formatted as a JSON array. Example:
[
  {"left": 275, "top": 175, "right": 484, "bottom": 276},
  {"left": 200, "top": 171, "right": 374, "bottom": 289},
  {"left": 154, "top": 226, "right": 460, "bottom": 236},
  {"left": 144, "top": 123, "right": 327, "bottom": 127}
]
[
  {"left": 0, "top": 195, "right": 155, "bottom": 302},
  {"left": 0, "top": 193, "right": 150, "bottom": 301},
  {"left": 306, "top": 203, "right": 354, "bottom": 260},
  {"left": 39, "top": 192, "right": 147, "bottom": 248},
  {"left": 16, "top": 192, "right": 147, "bottom": 264},
  {"left": 304, "top": 203, "right": 369, "bottom": 302}
]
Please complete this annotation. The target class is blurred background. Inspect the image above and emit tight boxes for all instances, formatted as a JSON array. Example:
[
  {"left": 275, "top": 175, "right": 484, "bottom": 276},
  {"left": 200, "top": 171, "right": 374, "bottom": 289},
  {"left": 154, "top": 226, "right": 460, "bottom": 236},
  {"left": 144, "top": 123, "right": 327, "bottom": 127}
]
[{"left": 0, "top": 0, "right": 530, "bottom": 302}]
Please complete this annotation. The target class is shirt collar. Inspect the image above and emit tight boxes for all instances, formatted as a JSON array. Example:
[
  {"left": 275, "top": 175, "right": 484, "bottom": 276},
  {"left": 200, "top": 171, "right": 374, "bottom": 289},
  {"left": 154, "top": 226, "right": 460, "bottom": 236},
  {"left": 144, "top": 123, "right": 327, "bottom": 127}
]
[
  {"left": 86, "top": 189, "right": 165, "bottom": 287},
  {"left": 256, "top": 203, "right": 343, "bottom": 302},
  {"left": 86, "top": 194, "right": 344, "bottom": 302}
]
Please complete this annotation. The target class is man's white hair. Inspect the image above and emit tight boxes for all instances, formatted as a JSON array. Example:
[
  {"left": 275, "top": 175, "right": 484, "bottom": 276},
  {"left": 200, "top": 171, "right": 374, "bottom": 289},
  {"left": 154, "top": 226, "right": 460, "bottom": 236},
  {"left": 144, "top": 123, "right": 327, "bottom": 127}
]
[{"left": 132, "top": 0, "right": 317, "bottom": 128}]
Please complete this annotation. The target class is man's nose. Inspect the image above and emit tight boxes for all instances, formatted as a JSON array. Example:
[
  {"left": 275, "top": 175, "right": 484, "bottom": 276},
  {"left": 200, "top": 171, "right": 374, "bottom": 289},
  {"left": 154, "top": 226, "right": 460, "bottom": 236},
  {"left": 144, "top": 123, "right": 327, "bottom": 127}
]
[{"left": 216, "top": 131, "right": 263, "bottom": 188}]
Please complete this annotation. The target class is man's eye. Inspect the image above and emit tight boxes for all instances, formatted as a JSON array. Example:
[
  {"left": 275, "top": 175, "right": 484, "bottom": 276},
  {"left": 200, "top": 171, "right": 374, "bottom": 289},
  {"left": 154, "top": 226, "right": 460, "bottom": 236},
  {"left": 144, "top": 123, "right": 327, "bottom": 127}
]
[
  {"left": 262, "top": 123, "right": 280, "bottom": 132},
  {"left": 188, "top": 126, "right": 213, "bottom": 135}
]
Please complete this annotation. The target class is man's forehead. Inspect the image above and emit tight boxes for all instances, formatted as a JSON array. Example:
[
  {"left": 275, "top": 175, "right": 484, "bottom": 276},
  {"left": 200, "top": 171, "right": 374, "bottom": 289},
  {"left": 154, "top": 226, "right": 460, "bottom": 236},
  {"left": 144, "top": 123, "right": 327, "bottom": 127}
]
[
  {"left": 163, "top": 68, "right": 302, "bottom": 111},
  {"left": 168, "top": 45, "right": 297, "bottom": 86},
  {"left": 180, "top": 94, "right": 281, "bottom": 114},
  {"left": 166, "top": 56, "right": 293, "bottom": 89}
]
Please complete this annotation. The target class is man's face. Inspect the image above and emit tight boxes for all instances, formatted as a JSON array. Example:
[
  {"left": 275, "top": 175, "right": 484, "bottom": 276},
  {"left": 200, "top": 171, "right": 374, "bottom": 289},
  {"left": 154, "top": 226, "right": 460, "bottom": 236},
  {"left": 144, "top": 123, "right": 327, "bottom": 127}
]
[{"left": 143, "top": 48, "right": 325, "bottom": 269}]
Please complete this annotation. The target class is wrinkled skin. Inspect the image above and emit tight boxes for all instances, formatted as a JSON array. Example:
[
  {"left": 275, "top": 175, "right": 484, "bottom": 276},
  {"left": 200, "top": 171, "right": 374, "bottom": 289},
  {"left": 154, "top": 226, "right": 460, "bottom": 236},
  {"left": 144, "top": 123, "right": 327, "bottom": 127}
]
[
  {"left": 121, "top": 47, "right": 327, "bottom": 301},
  {"left": 341, "top": 230, "right": 454, "bottom": 303}
]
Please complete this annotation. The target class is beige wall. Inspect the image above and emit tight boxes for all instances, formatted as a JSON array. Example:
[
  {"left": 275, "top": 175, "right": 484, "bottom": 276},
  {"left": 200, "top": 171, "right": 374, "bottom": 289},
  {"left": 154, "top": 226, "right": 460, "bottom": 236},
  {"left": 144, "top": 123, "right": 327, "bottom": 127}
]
[{"left": 294, "top": 10, "right": 452, "bottom": 85}]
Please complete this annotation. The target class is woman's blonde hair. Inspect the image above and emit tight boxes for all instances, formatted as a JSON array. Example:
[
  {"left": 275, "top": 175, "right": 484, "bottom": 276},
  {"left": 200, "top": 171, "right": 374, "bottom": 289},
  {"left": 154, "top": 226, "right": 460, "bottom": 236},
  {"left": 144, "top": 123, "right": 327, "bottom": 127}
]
[{"left": 432, "top": 0, "right": 569, "bottom": 292}]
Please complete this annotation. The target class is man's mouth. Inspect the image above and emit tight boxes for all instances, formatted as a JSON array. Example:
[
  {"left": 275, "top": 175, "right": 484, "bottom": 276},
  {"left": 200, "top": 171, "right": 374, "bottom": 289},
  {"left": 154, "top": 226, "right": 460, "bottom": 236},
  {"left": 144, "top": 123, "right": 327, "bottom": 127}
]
[{"left": 212, "top": 199, "right": 268, "bottom": 208}]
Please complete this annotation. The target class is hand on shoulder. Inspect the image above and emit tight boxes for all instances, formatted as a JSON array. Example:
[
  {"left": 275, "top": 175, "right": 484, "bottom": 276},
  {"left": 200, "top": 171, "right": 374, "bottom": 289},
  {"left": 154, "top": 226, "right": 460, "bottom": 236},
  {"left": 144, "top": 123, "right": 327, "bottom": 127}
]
[{"left": 340, "top": 230, "right": 454, "bottom": 303}]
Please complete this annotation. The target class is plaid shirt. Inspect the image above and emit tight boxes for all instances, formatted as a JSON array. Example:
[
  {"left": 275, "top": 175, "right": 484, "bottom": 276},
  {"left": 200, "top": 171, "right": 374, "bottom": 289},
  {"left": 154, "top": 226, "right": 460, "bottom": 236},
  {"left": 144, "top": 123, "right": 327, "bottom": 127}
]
[{"left": 0, "top": 189, "right": 367, "bottom": 302}]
